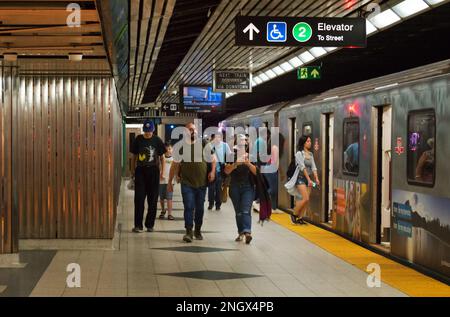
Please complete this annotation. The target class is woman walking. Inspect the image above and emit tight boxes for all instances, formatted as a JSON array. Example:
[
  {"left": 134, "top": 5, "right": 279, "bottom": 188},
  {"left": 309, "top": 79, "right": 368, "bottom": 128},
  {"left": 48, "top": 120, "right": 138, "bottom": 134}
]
[
  {"left": 291, "top": 136, "right": 320, "bottom": 224},
  {"left": 225, "top": 134, "right": 257, "bottom": 244}
]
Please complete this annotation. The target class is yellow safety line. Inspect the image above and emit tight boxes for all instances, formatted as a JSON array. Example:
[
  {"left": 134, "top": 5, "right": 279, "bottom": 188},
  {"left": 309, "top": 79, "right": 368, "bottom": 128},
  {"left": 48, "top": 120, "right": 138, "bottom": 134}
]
[{"left": 271, "top": 213, "right": 450, "bottom": 297}]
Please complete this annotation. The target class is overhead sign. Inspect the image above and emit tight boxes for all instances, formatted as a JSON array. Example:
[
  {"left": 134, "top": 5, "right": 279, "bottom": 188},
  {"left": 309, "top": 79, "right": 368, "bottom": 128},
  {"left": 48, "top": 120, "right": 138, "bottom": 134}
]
[
  {"left": 235, "top": 16, "right": 366, "bottom": 47},
  {"left": 297, "top": 66, "right": 321, "bottom": 80},
  {"left": 213, "top": 70, "right": 252, "bottom": 93},
  {"left": 162, "top": 102, "right": 179, "bottom": 115}
]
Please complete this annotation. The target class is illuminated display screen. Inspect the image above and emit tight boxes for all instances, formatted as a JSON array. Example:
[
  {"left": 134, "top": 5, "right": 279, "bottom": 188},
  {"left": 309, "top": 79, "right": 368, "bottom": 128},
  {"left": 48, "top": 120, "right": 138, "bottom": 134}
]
[{"left": 181, "top": 86, "right": 225, "bottom": 112}]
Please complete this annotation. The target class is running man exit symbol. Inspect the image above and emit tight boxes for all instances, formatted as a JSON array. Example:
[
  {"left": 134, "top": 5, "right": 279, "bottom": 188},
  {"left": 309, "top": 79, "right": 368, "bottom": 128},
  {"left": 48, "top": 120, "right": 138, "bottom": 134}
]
[
  {"left": 267, "top": 22, "right": 287, "bottom": 42},
  {"left": 297, "top": 66, "right": 321, "bottom": 80}
]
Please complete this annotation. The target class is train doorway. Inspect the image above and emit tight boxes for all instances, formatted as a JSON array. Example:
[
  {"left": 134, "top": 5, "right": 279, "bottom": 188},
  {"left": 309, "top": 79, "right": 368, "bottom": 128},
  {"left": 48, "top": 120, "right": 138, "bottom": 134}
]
[
  {"left": 324, "top": 113, "right": 334, "bottom": 224},
  {"left": 289, "top": 117, "right": 297, "bottom": 209},
  {"left": 377, "top": 105, "right": 392, "bottom": 247}
]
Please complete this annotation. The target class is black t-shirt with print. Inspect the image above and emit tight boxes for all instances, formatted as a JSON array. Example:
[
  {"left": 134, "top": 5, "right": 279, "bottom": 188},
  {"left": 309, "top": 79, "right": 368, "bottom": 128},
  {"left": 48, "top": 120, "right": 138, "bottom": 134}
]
[{"left": 131, "top": 134, "right": 166, "bottom": 167}]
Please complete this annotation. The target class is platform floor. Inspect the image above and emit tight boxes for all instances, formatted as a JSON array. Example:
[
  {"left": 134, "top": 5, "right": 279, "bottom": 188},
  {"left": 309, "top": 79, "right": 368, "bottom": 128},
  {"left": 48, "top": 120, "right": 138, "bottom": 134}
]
[{"left": 3, "top": 180, "right": 443, "bottom": 297}]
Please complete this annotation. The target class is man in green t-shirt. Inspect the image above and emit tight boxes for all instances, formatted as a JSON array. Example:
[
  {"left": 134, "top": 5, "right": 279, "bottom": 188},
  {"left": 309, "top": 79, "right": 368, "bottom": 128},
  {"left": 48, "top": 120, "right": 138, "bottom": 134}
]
[{"left": 168, "top": 122, "right": 216, "bottom": 242}]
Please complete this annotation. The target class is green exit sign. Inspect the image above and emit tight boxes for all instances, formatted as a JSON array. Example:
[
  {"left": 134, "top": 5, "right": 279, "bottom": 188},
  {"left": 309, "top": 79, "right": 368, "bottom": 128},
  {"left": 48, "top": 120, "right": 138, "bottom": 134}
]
[{"left": 297, "top": 66, "right": 321, "bottom": 80}]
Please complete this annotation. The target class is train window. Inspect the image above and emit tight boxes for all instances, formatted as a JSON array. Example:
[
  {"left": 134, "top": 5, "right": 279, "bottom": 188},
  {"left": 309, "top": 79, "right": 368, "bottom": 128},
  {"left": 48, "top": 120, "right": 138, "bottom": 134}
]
[
  {"left": 303, "top": 122, "right": 313, "bottom": 137},
  {"left": 407, "top": 109, "right": 435, "bottom": 187},
  {"left": 343, "top": 118, "right": 359, "bottom": 176}
]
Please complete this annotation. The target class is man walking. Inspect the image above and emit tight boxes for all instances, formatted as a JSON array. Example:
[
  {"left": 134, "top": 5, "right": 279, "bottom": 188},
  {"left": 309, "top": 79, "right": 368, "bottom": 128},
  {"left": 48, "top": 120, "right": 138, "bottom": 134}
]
[
  {"left": 131, "top": 119, "right": 166, "bottom": 233},
  {"left": 168, "top": 122, "right": 216, "bottom": 242},
  {"left": 208, "top": 133, "right": 232, "bottom": 211}
]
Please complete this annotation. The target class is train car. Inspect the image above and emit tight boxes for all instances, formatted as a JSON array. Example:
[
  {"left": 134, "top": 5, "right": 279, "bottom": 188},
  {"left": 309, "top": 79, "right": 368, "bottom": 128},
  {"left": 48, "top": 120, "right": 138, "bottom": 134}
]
[{"left": 229, "top": 59, "right": 450, "bottom": 281}]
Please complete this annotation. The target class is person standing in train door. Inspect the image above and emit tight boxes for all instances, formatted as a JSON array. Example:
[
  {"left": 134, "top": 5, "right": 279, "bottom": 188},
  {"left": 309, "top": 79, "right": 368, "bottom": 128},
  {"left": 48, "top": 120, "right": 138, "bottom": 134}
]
[
  {"left": 131, "top": 120, "right": 166, "bottom": 233},
  {"left": 167, "top": 122, "right": 216, "bottom": 243},
  {"left": 290, "top": 135, "right": 320, "bottom": 224}
]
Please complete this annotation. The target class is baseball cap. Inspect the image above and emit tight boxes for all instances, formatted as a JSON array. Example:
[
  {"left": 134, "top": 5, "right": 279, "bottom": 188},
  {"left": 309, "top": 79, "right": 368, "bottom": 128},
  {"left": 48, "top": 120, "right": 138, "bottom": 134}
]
[{"left": 143, "top": 120, "right": 155, "bottom": 132}]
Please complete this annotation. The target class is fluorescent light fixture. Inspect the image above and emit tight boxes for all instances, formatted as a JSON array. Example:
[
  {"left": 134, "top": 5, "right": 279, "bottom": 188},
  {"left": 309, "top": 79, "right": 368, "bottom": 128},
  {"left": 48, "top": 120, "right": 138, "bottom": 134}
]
[
  {"left": 3, "top": 53, "right": 18, "bottom": 61},
  {"left": 425, "top": 0, "right": 446, "bottom": 5},
  {"left": 324, "top": 47, "right": 338, "bottom": 52},
  {"left": 323, "top": 96, "right": 339, "bottom": 101},
  {"left": 280, "top": 61, "right": 294, "bottom": 72},
  {"left": 259, "top": 72, "right": 270, "bottom": 82},
  {"left": 374, "top": 82, "right": 399, "bottom": 90},
  {"left": 369, "top": 9, "right": 401, "bottom": 29},
  {"left": 366, "top": 20, "right": 378, "bottom": 35},
  {"left": 272, "top": 65, "right": 286, "bottom": 76},
  {"left": 309, "top": 47, "right": 327, "bottom": 58},
  {"left": 253, "top": 76, "right": 263, "bottom": 85},
  {"left": 251, "top": 80, "right": 257, "bottom": 87},
  {"left": 264, "top": 69, "right": 277, "bottom": 79},
  {"left": 393, "top": 0, "right": 428, "bottom": 18},
  {"left": 68, "top": 53, "right": 83, "bottom": 61},
  {"left": 288, "top": 56, "right": 303, "bottom": 68},
  {"left": 299, "top": 51, "right": 315, "bottom": 63}
]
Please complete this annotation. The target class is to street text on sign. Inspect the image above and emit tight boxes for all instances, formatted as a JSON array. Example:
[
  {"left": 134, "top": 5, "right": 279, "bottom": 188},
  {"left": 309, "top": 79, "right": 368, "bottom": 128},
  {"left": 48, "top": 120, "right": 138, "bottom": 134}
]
[{"left": 235, "top": 16, "right": 366, "bottom": 47}]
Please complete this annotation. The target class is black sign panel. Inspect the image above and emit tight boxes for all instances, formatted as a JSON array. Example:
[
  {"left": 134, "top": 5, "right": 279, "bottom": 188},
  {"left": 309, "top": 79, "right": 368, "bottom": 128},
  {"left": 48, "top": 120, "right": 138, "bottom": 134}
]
[
  {"left": 162, "top": 103, "right": 179, "bottom": 115},
  {"left": 213, "top": 70, "right": 252, "bottom": 92},
  {"left": 235, "top": 16, "right": 366, "bottom": 47}
]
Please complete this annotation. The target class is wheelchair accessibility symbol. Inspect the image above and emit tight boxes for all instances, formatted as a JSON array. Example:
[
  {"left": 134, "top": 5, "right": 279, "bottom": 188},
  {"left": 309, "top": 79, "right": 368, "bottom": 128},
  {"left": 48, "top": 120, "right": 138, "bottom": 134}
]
[{"left": 267, "top": 22, "right": 287, "bottom": 42}]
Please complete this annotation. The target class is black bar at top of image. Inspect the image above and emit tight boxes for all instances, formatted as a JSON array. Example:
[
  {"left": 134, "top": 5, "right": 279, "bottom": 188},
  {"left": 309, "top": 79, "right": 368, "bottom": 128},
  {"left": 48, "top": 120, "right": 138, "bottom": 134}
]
[{"left": 235, "top": 16, "right": 366, "bottom": 47}]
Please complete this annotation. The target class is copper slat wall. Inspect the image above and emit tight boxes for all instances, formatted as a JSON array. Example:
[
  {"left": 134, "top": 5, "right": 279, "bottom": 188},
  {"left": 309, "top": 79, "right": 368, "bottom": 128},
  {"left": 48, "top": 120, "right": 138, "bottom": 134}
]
[
  {"left": 17, "top": 75, "right": 122, "bottom": 239},
  {"left": 0, "top": 64, "right": 18, "bottom": 253}
]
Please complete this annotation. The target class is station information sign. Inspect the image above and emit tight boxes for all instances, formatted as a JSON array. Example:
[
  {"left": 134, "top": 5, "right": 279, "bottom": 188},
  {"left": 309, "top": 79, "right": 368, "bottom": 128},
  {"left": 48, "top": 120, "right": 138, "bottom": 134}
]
[
  {"left": 235, "top": 16, "right": 366, "bottom": 47},
  {"left": 213, "top": 70, "right": 252, "bottom": 93}
]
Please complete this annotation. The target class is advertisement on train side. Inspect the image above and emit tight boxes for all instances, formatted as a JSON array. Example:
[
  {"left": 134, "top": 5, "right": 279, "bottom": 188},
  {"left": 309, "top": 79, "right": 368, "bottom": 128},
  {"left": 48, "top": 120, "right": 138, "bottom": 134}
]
[{"left": 392, "top": 189, "right": 450, "bottom": 277}]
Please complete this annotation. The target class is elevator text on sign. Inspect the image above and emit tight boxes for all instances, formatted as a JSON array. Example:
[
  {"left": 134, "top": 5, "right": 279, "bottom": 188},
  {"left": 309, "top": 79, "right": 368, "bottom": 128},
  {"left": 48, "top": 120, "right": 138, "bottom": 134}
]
[{"left": 235, "top": 16, "right": 366, "bottom": 47}]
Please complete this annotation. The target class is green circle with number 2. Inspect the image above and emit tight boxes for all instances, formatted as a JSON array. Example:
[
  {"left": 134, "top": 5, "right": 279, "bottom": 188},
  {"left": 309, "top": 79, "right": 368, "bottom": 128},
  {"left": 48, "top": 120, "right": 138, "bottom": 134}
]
[{"left": 293, "top": 22, "right": 313, "bottom": 42}]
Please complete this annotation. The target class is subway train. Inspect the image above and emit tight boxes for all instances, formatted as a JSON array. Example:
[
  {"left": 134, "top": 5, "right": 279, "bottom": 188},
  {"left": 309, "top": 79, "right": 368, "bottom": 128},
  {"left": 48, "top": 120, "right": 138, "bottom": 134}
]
[{"left": 224, "top": 59, "right": 450, "bottom": 281}]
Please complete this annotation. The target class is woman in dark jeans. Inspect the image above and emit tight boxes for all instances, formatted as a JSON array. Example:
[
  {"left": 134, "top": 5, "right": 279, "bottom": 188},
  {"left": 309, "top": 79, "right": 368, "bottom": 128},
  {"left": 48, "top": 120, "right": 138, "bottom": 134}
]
[{"left": 225, "top": 134, "right": 257, "bottom": 244}]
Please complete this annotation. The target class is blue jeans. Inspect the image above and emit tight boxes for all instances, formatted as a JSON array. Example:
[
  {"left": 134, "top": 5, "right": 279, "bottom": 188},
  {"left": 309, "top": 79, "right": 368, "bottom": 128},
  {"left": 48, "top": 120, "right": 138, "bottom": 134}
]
[
  {"left": 208, "top": 172, "right": 222, "bottom": 208},
  {"left": 181, "top": 184, "right": 207, "bottom": 229},
  {"left": 229, "top": 183, "right": 254, "bottom": 234},
  {"left": 264, "top": 171, "right": 278, "bottom": 210}
]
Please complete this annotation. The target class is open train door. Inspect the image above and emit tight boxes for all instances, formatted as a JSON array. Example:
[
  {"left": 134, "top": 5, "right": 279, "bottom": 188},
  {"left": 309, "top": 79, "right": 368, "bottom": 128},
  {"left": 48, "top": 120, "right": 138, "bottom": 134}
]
[
  {"left": 377, "top": 105, "right": 392, "bottom": 247},
  {"left": 323, "top": 113, "right": 334, "bottom": 224}
]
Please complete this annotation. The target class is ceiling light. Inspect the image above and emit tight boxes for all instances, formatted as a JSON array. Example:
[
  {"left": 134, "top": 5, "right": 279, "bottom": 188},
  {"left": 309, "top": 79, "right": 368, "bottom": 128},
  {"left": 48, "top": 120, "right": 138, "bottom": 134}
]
[
  {"left": 253, "top": 76, "right": 263, "bottom": 85},
  {"left": 424, "top": 0, "right": 446, "bottom": 5},
  {"left": 323, "top": 96, "right": 339, "bottom": 101},
  {"left": 68, "top": 53, "right": 83, "bottom": 61},
  {"left": 369, "top": 9, "right": 401, "bottom": 29},
  {"left": 264, "top": 69, "right": 276, "bottom": 79},
  {"left": 272, "top": 66, "right": 286, "bottom": 76},
  {"left": 299, "top": 51, "right": 315, "bottom": 63},
  {"left": 280, "top": 61, "right": 294, "bottom": 72},
  {"left": 259, "top": 73, "right": 270, "bottom": 82},
  {"left": 288, "top": 56, "right": 303, "bottom": 68},
  {"left": 393, "top": 0, "right": 429, "bottom": 18},
  {"left": 309, "top": 47, "right": 327, "bottom": 58},
  {"left": 365, "top": 20, "right": 377, "bottom": 35},
  {"left": 324, "top": 47, "right": 338, "bottom": 52},
  {"left": 3, "top": 53, "right": 18, "bottom": 62}
]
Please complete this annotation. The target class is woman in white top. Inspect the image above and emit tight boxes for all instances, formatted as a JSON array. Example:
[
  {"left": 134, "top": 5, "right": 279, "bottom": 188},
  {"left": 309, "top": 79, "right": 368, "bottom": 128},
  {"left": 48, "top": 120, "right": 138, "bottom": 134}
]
[{"left": 290, "top": 136, "right": 320, "bottom": 224}]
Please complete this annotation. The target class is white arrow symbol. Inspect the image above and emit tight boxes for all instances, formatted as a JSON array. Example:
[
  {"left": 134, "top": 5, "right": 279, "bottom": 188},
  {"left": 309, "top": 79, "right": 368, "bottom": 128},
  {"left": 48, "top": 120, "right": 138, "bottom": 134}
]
[{"left": 243, "top": 23, "right": 260, "bottom": 41}]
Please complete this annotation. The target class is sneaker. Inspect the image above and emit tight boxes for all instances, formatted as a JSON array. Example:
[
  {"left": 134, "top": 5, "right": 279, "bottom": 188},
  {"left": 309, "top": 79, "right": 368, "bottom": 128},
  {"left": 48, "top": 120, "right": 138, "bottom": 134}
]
[
  {"left": 146, "top": 227, "right": 154, "bottom": 232},
  {"left": 297, "top": 218, "right": 307, "bottom": 225},
  {"left": 158, "top": 211, "right": 166, "bottom": 219},
  {"left": 207, "top": 204, "right": 213, "bottom": 210},
  {"left": 235, "top": 234, "right": 243, "bottom": 242},
  {"left": 290, "top": 214, "right": 299, "bottom": 225},
  {"left": 215, "top": 207, "right": 220, "bottom": 211},
  {"left": 244, "top": 233, "right": 253, "bottom": 244},
  {"left": 132, "top": 227, "right": 144, "bottom": 233}
]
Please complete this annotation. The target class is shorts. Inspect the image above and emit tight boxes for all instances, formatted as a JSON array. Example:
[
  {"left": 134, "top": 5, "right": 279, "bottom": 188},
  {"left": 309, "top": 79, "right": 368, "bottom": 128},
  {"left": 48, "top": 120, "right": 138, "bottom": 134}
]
[
  {"left": 159, "top": 184, "right": 173, "bottom": 200},
  {"left": 295, "top": 175, "right": 308, "bottom": 186}
]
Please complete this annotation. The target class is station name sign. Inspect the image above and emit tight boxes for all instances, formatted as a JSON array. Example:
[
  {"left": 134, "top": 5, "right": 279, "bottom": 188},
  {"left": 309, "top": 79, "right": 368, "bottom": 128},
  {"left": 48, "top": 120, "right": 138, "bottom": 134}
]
[
  {"left": 213, "top": 70, "right": 252, "bottom": 93},
  {"left": 235, "top": 16, "right": 366, "bottom": 47}
]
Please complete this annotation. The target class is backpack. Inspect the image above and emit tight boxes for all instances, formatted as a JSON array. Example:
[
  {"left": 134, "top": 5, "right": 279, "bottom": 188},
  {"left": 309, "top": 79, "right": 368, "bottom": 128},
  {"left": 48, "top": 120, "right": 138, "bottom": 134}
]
[{"left": 286, "top": 160, "right": 297, "bottom": 180}]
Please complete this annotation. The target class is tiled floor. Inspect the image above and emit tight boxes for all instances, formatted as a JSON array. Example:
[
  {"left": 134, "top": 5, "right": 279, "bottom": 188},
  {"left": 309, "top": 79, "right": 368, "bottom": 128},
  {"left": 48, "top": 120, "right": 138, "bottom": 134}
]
[{"left": 27, "top": 181, "right": 407, "bottom": 297}]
